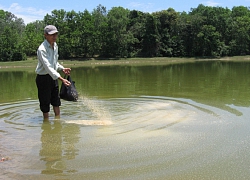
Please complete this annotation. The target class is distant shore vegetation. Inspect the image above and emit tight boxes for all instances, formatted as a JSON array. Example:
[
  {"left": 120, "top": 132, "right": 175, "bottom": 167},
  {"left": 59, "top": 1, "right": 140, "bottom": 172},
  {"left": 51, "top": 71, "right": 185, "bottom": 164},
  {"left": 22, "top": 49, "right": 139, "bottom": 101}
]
[{"left": 0, "top": 4, "right": 250, "bottom": 62}]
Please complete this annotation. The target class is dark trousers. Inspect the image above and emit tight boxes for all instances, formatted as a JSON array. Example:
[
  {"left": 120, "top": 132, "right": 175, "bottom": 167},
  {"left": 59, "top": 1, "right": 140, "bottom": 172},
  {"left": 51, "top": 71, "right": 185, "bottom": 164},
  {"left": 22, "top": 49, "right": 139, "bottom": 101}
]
[{"left": 36, "top": 74, "right": 61, "bottom": 113}]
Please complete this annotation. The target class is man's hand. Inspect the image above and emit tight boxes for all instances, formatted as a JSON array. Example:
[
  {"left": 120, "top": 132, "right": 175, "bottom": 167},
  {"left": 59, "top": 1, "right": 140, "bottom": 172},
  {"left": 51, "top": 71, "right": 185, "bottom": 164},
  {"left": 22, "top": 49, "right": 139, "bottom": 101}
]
[
  {"left": 63, "top": 68, "right": 71, "bottom": 75},
  {"left": 63, "top": 78, "right": 71, "bottom": 86},
  {"left": 59, "top": 76, "right": 71, "bottom": 86}
]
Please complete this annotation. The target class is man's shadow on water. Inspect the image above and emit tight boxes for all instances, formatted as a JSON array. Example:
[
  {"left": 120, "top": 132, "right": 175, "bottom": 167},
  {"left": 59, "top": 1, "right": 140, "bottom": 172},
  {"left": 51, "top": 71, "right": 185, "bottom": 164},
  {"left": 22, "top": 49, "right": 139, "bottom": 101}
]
[{"left": 40, "top": 120, "right": 80, "bottom": 175}]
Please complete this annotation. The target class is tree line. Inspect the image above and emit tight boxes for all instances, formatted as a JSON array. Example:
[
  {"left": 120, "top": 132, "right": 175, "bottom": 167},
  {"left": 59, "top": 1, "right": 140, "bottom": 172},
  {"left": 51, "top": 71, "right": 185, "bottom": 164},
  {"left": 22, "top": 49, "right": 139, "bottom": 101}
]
[{"left": 0, "top": 4, "right": 250, "bottom": 61}]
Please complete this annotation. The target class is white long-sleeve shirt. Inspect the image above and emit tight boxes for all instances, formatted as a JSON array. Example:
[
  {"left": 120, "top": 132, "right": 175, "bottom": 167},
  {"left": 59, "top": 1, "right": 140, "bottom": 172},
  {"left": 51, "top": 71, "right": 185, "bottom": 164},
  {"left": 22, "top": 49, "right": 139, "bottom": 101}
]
[{"left": 35, "top": 39, "right": 64, "bottom": 80}]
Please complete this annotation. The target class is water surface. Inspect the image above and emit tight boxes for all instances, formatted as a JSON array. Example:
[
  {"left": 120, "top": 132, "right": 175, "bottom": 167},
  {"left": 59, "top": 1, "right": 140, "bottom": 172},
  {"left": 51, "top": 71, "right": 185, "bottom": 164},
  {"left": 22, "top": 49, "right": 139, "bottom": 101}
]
[{"left": 1, "top": 60, "right": 250, "bottom": 179}]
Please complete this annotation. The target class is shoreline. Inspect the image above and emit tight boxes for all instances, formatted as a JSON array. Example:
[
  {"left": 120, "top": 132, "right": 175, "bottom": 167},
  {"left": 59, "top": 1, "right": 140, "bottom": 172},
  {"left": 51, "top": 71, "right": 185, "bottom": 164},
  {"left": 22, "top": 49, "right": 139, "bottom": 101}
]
[{"left": 0, "top": 56, "right": 250, "bottom": 70}]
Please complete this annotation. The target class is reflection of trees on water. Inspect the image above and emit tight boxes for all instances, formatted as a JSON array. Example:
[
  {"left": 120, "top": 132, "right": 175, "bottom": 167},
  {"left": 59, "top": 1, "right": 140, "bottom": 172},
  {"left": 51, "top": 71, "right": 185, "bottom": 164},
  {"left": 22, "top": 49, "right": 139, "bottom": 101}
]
[
  {"left": 2, "top": 61, "right": 250, "bottom": 114},
  {"left": 40, "top": 120, "right": 80, "bottom": 175},
  {"left": 76, "top": 61, "right": 250, "bottom": 115}
]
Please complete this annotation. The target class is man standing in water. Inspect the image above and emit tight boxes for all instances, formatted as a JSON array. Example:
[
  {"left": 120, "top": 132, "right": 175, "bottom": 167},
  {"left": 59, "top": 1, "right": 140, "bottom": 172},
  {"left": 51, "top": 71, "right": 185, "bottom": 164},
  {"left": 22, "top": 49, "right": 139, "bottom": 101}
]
[{"left": 35, "top": 25, "right": 71, "bottom": 120}]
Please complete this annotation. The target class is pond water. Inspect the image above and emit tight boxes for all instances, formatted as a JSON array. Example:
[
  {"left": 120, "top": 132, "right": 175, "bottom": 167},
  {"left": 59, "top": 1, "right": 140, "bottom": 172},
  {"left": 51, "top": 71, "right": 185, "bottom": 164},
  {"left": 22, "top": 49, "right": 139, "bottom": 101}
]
[{"left": 1, "top": 60, "right": 250, "bottom": 179}]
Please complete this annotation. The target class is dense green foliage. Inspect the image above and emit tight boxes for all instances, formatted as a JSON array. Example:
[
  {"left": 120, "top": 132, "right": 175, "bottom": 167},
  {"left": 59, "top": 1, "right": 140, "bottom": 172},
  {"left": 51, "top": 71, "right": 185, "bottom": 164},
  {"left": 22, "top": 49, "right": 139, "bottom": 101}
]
[{"left": 0, "top": 4, "right": 250, "bottom": 61}]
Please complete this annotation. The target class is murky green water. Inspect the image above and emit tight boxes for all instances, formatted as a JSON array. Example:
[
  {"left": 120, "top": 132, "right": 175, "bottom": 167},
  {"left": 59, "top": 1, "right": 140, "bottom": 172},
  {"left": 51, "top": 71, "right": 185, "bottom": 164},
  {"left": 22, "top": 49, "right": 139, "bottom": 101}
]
[{"left": 1, "top": 60, "right": 250, "bottom": 179}]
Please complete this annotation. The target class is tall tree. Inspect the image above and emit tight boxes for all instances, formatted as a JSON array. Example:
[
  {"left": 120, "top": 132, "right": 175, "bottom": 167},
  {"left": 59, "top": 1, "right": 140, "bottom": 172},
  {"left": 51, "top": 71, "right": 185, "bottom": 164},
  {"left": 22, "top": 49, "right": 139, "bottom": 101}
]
[
  {"left": 127, "top": 10, "right": 146, "bottom": 57},
  {"left": 196, "top": 25, "right": 221, "bottom": 56},
  {"left": 153, "top": 8, "right": 179, "bottom": 57},
  {"left": 22, "top": 20, "right": 45, "bottom": 56},
  {"left": 229, "top": 6, "right": 250, "bottom": 55},
  {"left": 91, "top": 5, "right": 108, "bottom": 57},
  {"left": 0, "top": 10, "right": 26, "bottom": 61},
  {"left": 104, "top": 7, "right": 131, "bottom": 57},
  {"left": 141, "top": 13, "right": 160, "bottom": 57}
]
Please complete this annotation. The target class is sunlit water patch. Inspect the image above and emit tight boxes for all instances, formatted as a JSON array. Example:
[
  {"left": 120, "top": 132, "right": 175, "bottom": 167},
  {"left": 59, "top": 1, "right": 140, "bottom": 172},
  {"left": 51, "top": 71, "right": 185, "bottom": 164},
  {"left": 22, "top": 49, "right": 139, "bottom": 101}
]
[{"left": 0, "top": 96, "right": 250, "bottom": 179}]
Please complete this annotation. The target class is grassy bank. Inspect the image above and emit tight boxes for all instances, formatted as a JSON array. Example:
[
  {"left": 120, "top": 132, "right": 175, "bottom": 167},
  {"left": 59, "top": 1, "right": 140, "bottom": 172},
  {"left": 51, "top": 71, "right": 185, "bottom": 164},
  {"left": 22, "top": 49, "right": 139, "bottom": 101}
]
[{"left": 0, "top": 56, "right": 250, "bottom": 71}]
